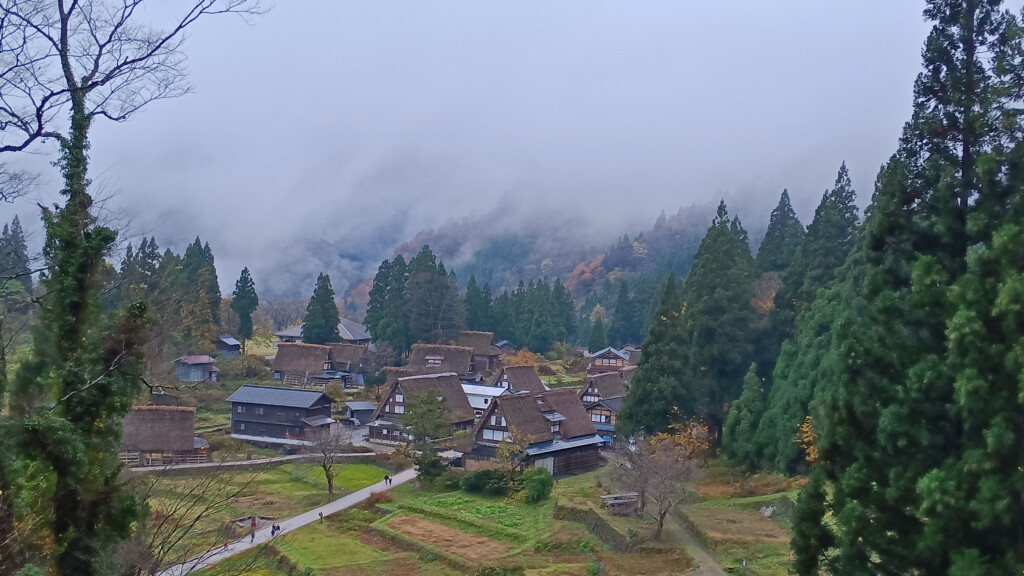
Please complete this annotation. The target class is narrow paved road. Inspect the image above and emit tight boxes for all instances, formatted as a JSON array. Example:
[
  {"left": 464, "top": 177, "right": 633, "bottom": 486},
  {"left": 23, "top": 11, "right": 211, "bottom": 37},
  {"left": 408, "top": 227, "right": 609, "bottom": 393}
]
[{"left": 157, "top": 468, "right": 417, "bottom": 576}]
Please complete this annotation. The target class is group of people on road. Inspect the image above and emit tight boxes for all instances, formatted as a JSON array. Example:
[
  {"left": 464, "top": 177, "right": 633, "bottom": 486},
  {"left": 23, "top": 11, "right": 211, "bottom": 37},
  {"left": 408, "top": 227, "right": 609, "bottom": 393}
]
[{"left": 383, "top": 474, "right": 393, "bottom": 485}]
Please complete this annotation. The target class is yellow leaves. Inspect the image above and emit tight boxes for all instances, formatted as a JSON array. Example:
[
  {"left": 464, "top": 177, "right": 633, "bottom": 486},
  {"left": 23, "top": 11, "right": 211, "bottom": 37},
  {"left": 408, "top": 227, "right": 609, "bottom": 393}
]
[
  {"left": 654, "top": 418, "right": 712, "bottom": 460},
  {"left": 796, "top": 416, "right": 818, "bottom": 464},
  {"left": 506, "top": 349, "right": 540, "bottom": 367}
]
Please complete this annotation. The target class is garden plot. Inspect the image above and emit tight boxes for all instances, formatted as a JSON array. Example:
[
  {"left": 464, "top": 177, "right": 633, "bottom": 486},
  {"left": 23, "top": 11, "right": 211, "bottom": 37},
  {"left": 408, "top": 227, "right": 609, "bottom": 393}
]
[{"left": 387, "top": 515, "right": 513, "bottom": 562}]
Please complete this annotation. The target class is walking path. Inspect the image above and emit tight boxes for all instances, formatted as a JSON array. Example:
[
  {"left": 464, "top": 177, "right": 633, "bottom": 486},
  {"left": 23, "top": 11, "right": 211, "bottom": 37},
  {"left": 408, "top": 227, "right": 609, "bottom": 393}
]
[
  {"left": 670, "top": 511, "right": 727, "bottom": 576},
  {"left": 157, "top": 468, "right": 418, "bottom": 576},
  {"left": 129, "top": 452, "right": 383, "bottom": 475}
]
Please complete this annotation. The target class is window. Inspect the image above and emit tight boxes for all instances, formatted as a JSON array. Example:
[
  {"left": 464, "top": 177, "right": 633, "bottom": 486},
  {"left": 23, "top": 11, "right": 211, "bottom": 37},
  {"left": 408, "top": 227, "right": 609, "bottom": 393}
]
[
  {"left": 237, "top": 405, "right": 243, "bottom": 413},
  {"left": 484, "top": 398, "right": 489, "bottom": 404},
  {"left": 383, "top": 429, "right": 389, "bottom": 435},
  {"left": 591, "top": 414, "right": 609, "bottom": 423},
  {"left": 583, "top": 395, "right": 598, "bottom": 403},
  {"left": 395, "top": 394, "right": 404, "bottom": 403},
  {"left": 324, "top": 362, "right": 331, "bottom": 370},
  {"left": 274, "top": 372, "right": 282, "bottom": 380},
  {"left": 551, "top": 423, "right": 560, "bottom": 433},
  {"left": 483, "top": 429, "right": 509, "bottom": 442},
  {"left": 394, "top": 405, "right": 405, "bottom": 414},
  {"left": 501, "top": 416, "right": 506, "bottom": 426},
  {"left": 239, "top": 423, "right": 245, "bottom": 430},
  {"left": 385, "top": 405, "right": 391, "bottom": 413},
  {"left": 490, "top": 415, "right": 496, "bottom": 425},
  {"left": 255, "top": 407, "right": 264, "bottom": 415},
  {"left": 490, "top": 415, "right": 505, "bottom": 427}
]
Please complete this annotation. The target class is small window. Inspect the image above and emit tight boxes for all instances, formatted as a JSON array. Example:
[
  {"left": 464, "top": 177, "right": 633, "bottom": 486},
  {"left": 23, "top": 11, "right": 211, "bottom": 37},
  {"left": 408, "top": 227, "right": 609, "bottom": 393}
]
[
  {"left": 237, "top": 405, "right": 243, "bottom": 413},
  {"left": 395, "top": 394, "right": 404, "bottom": 403},
  {"left": 484, "top": 398, "right": 489, "bottom": 404},
  {"left": 490, "top": 415, "right": 497, "bottom": 425},
  {"left": 385, "top": 405, "right": 391, "bottom": 413},
  {"left": 500, "top": 416, "right": 506, "bottom": 427},
  {"left": 551, "top": 423, "right": 560, "bottom": 432},
  {"left": 383, "top": 429, "right": 389, "bottom": 435},
  {"left": 239, "top": 423, "right": 245, "bottom": 430},
  {"left": 395, "top": 405, "right": 405, "bottom": 414},
  {"left": 256, "top": 407, "right": 264, "bottom": 415},
  {"left": 274, "top": 372, "right": 282, "bottom": 380}
]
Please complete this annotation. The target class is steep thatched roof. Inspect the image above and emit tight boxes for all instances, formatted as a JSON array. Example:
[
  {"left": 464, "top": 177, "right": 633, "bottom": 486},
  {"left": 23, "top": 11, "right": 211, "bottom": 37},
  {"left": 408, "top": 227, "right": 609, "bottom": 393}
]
[
  {"left": 121, "top": 406, "right": 195, "bottom": 452},
  {"left": 407, "top": 344, "right": 474, "bottom": 375},
  {"left": 372, "top": 372, "right": 475, "bottom": 424},
  {"left": 495, "top": 365, "right": 546, "bottom": 394},
  {"left": 457, "top": 331, "right": 500, "bottom": 356},
  {"left": 328, "top": 343, "right": 368, "bottom": 367},
  {"left": 273, "top": 343, "right": 331, "bottom": 374},
  {"left": 480, "top": 388, "right": 596, "bottom": 445},
  {"left": 581, "top": 372, "right": 626, "bottom": 400}
]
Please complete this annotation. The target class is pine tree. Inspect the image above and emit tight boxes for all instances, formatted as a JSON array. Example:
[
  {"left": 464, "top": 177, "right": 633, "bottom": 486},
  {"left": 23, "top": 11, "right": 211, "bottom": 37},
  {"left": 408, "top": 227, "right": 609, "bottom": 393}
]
[
  {"left": 202, "top": 241, "right": 221, "bottom": 326},
  {"left": 588, "top": 314, "right": 607, "bottom": 353},
  {"left": 755, "top": 190, "right": 805, "bottom": 273},
  {"left": 796, "top": 3, "right": 1024, "bottom": 573},
  {"left": 302, "top": 273, "right": 341, "bottom": 345},
  {"left": 618, "top": 274, "right": 685, "bottom": 435},
  {"left": 231, "top": 267, "right": 259, "bottom": 354},
  {"left": 722, "top": 363, "right": 765, "bottom": 471}
]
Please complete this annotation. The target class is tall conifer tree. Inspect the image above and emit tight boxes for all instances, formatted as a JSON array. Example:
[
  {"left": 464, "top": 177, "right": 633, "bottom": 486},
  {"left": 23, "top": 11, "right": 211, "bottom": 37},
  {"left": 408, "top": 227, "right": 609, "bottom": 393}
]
[
  {"left": 302, "top": 273, "right": 341, "bottom": 345},
  {"left": 230, "top": 267, "right": 259, "bottom": 354},
  {"left": 796, "top": 3, "right": 1024, "bottom": 573},
  {"left": 755, "top": 190, "right": 805, "bottom": 273}
]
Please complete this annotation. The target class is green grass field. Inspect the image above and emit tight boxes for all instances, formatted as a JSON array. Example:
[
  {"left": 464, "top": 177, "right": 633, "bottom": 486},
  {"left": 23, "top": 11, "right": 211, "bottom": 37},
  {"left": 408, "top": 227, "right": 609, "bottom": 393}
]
[{"left": 151, "top": 463, "right": 387, "bottom": 564}]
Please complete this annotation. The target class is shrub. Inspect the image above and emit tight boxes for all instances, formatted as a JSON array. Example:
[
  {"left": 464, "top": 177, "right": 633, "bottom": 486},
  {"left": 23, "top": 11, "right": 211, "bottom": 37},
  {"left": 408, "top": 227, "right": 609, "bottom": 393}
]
[
  {"left": 439, "top": 469, "right": 465, "bottom": 492},
  {"left": 415, "top": 450, "right": 447, "bottom": 482},
  {"left": 522, "top": 468, "right": 554, "bottom": 503},
  {"left": 461, "top": 469, "right": 508, "bottom": 496}
]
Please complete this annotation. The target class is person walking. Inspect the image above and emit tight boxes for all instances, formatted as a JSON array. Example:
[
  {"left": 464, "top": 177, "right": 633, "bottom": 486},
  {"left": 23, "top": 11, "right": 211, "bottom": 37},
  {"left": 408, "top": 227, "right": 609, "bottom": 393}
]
[{"left": 384, "top": 474, "right": 390, "bottom": 485}]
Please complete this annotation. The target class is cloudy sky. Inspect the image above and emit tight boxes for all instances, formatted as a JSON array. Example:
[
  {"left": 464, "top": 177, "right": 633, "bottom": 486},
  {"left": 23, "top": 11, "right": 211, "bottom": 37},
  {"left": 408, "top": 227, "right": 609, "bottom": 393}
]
[{"left": 3, "top": 2, "right": 951, "bottom": 296}]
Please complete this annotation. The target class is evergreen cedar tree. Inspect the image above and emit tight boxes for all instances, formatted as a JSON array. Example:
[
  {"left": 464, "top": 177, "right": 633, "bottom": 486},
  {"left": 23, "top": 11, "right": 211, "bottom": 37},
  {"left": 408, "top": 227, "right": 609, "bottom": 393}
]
[
  {"left": 722, "top": 363, "right": 765, "bottom": 472},
  {"left": 0, "top": 216, "right": 33, "bottom": 293},
  {"left": 302, "top": 272, "right": 341, "bottom": 345},
  {"left": 620, "top": 201, "right": 756, "bottom": 438},
  {"left": 754, "top": 189, "right": 805, "bottom": 273},
  {"left": 607, "top": 281, "right": 644, "bottom": 348},
  {"left": 588, "top": 314, "right": 608, "bottom": 352},
  {"left": 753, "top": 162, "right": 860, "bottom": 473},
  {"left": 365, "top": 246, "right": 575, "bottom": 354},
  {"left": 231, "top": 267, "right": 260, "bottom": 350},
  {"left": 791, "top": 2, "right": 1024, "bottom": 574}
]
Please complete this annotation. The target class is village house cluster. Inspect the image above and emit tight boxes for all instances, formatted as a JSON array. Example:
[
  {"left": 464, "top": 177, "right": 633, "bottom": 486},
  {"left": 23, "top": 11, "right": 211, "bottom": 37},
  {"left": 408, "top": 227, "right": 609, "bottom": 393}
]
[{"left": 122, "top": 320, "right": 637, "bottom": 476}]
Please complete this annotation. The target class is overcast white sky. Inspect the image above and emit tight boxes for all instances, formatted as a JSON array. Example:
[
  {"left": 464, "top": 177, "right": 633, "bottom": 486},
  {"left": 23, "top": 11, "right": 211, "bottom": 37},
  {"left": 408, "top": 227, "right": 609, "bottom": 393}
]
[{"left": 1, "top": 1, "right": 968, "bottom": 296}]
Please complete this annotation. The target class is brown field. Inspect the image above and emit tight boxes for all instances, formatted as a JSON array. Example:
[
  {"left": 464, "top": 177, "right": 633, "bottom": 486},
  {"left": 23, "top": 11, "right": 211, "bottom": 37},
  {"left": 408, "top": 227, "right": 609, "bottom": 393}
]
[
  {"left": 599, "top": 551, "right": 693, "bottom": 576},
  {"left": 387, "top": 515, "right": 512, "bottom": 562},
  {"left": 684, "top": 507, "right": 788, "bottom": 544}
]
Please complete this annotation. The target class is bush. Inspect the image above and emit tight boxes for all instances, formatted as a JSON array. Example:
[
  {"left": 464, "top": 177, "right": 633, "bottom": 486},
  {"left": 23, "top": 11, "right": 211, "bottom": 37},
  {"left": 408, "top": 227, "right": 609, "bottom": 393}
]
[
  {"left": 461, "top": 469, "right": 508, "bottom": 496},
  {"left": 439, "top": 469, "right": 465, "bottom": 492},
  {"left": 217, "top": 355, "right": 271, "bottom": 381},
  {"left": 522, "top": 468, "right": 554, "bottom": 503},
  {"left": 415, "top": 450, "right": 447, "bottom": 482}
]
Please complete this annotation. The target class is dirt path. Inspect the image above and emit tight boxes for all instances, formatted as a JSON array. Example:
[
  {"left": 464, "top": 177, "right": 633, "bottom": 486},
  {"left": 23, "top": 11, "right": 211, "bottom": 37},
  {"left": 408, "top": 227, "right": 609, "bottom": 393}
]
[{"left": 670, "top": 512, "right": 727, "bottom": 576}]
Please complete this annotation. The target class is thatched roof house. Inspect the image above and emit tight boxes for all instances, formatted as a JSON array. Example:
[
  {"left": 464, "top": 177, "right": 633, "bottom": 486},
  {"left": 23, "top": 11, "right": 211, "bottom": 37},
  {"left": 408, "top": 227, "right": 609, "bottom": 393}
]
[
  {"left": 367, "top": 372, "right": 476, "bottom": 443},
  {"left": 120, "top": 406, "right": 205, "bottom": 466},
  {"left": 493, "top": 365, "right": 547, "bottom": 394},
  {"left": 467, "top": 388, "right": 604, "bottom": 475},
  {"left": 272, "top": 343, "right": 332, "bottom": 386},
  {"left": 457, "top": 331, "right": 502, "bottom": 372},
  {"left": 407, "top": 344, "right": 475, "bottom": 377}
]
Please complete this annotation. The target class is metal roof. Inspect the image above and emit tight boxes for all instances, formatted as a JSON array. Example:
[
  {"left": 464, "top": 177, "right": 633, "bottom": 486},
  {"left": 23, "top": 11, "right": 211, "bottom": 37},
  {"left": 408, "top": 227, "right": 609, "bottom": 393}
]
[
  {"left": 226, "top": 385, "right": 334, "bottom": 408},
  {"left": 217, "top": 335, "right": 241, "bottom": 346},
  {"left": 274, "top": 318, "right": 371, "bottom": 341},
  {"left": 461, "top": 383, "right": 509, "bottom": 397},
  {"left": 344, "top": 401, "right": 377, "bottom": 411},
  {"left": 525, "top": 434, "right": 606, "bottom": 456},
  {"left": 301, "top": 416, "right": 336, "bottom": 427},
  {"left": 176, "top": 355, "right": 217, "bottom": 365}
]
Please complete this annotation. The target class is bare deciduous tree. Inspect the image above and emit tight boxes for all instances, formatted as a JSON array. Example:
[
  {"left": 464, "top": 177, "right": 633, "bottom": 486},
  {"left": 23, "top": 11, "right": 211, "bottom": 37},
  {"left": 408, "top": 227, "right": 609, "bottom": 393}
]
[
  {"left": 257, "top": 299, "right": 308, "bottom": 331},
  {"left": 617, "top": 434, "right": 704, "bottom": 540},
  {"left": 306, "top": 425, "right": 355, "bottom": 496},
  {"left": 119, "top": 460, "right": 268, "bottom": 576},
  {"left": 0, "top": 2, "right": 264, "bottom": 575}
]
